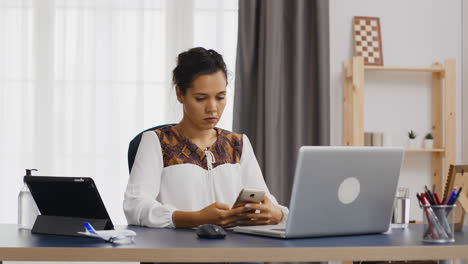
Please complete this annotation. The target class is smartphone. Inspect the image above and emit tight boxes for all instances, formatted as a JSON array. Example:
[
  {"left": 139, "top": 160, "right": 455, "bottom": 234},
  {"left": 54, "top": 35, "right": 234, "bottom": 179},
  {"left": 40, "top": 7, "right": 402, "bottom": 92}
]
[{"left": 232, "top": 188, "right": 266, "bottom": 208}]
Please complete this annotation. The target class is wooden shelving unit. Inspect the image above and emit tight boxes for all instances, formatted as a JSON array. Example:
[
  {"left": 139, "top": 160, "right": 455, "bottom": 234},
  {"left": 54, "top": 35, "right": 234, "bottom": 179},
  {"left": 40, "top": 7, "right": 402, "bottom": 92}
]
[
  {"left": 343, "top": 57, "right": 456, "bottom": 194},
  {"left": 406, "top": 149, "right": 445, "bottom": 153}
]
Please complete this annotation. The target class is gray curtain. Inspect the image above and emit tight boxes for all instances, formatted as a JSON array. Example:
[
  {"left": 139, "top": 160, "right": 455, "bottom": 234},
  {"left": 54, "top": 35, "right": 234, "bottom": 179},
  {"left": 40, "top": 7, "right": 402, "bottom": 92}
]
[{"left": 233, "top": 0, "right": 330, "bottom": 206}]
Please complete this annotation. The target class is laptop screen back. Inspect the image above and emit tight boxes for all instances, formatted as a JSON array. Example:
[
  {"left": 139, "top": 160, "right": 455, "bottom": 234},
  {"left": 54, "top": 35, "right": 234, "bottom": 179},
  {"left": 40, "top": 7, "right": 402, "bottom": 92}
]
[{"left": 285, "top": 146, "right": 403, "bottom": 238}]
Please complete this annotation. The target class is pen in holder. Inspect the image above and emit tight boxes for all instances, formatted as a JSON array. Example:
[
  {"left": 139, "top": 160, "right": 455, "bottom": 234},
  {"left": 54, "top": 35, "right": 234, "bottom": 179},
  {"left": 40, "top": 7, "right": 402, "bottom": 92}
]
[
  {"left": 417, "top": 185, "right": 461, "bottom": 243},
  {"left": 421, "top": 204, "right": 456, "bottom": 243}
]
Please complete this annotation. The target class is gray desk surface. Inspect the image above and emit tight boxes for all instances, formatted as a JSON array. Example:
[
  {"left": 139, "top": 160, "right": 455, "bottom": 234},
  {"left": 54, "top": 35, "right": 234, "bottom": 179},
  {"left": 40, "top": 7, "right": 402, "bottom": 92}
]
[{"left": 0, "top": 224, "right": 468, "bottom": 262}]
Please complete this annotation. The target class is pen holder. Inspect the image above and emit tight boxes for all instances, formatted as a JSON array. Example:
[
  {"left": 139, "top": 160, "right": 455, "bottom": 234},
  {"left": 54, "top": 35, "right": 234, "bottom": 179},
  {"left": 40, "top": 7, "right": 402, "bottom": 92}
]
[{"left": 421, "top": 205, "right": 456, "bottom": 243}]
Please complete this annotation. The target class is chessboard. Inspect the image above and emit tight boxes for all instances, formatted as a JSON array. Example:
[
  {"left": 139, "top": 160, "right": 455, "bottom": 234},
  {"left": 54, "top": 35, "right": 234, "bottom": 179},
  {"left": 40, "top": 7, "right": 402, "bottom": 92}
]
[{"left": 352, "top": 16, "right": 383, "bottom": 66}]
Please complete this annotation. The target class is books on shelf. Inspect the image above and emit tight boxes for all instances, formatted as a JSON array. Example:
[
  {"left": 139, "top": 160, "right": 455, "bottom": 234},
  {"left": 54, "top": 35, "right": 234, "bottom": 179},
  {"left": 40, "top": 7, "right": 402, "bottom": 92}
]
[{"left": 364, "top": 132, "right": 384, "bottom": 146}]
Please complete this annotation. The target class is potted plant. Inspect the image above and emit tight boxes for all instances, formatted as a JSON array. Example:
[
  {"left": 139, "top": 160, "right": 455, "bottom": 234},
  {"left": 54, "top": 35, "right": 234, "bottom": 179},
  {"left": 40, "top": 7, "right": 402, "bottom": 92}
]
[
  {"left": 424, "top": 133, "right": 434, "bottom": 149},
  {"left": 407, "top": 130, "right": 418, "bottom": 149}
]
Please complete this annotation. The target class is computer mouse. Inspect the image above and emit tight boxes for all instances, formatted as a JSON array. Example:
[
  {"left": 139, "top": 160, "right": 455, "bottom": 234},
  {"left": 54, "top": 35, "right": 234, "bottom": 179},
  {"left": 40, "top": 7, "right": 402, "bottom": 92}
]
[{"left": 196, "top": 224, "right": 227, "bottom": 239}]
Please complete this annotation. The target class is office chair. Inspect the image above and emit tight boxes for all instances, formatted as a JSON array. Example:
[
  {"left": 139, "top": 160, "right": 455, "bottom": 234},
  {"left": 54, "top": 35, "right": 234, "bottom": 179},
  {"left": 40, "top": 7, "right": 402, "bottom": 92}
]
[
  {"left": 127, "top": 124, "right": 174, "bottom": 264},
  {"left": 127, "top": 124, "right": 175, "bottom": 173}
]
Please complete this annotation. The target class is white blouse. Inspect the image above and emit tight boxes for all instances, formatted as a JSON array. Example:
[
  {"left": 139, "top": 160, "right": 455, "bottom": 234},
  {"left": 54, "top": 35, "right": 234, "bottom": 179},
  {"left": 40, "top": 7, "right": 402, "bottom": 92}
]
[{"left": 123, "top": 128, "right": 288, "bottom": 228}]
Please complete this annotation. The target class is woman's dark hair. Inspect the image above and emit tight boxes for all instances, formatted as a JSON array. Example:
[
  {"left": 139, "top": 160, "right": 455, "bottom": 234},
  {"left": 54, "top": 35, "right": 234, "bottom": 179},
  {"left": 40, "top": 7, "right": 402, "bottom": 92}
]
[{"left": 172, "top": 47, "right": 227, "bottom": 94}]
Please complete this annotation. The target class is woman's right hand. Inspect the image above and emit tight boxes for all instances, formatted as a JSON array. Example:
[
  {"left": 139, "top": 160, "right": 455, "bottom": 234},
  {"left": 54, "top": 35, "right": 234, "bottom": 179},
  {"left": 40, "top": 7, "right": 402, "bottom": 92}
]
[{"left": 194, "top": 202, "right": 246, "bottom": 228}]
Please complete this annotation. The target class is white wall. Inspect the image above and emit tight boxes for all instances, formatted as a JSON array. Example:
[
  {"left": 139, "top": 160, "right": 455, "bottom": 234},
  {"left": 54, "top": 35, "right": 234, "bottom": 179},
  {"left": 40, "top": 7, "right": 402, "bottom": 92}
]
[
  {"left": 330, "top": 0, "right": 462, "bottom": 221},
  {"left": 463, "top": 3, "right": 468, "bottom": 228},
  {"left": 463, "top": 1, "right": 468, "bottom": 164}
]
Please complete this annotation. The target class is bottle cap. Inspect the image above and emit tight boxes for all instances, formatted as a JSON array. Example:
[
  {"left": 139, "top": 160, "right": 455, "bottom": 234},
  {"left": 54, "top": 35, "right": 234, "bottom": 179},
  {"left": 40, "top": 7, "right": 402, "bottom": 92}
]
[{"left": 25, "top": 169, "right": 38, "bottom": 176}]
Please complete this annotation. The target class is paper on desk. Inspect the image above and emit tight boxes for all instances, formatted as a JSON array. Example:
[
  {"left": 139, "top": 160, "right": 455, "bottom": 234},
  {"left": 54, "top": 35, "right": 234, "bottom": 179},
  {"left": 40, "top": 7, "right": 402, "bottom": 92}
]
[{"left": 78, "top": 222, "right": 137, "bottom": 244}]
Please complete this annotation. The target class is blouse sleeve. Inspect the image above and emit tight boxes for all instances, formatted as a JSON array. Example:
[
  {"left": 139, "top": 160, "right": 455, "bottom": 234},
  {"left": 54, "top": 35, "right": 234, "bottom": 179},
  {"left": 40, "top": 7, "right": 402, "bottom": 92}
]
[
  {"left": 240, "top": 135, "right": 289, "bottom": 224},
  {"left": 123, "top": 131, "right": 178, "bottom": 228}
]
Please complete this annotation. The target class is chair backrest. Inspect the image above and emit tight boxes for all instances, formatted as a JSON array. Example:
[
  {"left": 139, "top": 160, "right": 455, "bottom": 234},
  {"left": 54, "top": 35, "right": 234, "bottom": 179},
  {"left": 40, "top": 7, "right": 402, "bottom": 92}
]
[{"left": 127, "top": 124, "right": 175, "bottom": 173}]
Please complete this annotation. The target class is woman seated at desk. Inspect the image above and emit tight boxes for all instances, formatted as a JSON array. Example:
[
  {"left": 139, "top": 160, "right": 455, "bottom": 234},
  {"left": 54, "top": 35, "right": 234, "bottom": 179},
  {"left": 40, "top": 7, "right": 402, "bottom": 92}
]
[{"left": 123, "top": 47, "right": 288, "bottom": 228}]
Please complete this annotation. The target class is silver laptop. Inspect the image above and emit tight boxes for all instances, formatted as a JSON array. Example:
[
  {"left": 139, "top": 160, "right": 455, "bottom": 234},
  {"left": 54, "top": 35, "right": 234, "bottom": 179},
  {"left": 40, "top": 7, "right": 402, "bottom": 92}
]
[{"left": 233, "top": 146, "right": 404, "bottom": 238}]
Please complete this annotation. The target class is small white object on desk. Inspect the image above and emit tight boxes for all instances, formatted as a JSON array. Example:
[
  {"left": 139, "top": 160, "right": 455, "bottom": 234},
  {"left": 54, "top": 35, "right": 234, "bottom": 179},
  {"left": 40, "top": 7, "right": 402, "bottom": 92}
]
[{"left": 78, "top": 222, "right": 137, "bottom": 244}]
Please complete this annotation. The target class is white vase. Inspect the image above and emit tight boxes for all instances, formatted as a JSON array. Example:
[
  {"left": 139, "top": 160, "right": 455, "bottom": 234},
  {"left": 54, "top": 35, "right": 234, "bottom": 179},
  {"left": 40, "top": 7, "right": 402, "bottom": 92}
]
[
  {"left": 424, "top": 139, "right": 434, "bottom": 149},
  {"left": 407, "top": 139, "right": 418, "bottom": 149}
]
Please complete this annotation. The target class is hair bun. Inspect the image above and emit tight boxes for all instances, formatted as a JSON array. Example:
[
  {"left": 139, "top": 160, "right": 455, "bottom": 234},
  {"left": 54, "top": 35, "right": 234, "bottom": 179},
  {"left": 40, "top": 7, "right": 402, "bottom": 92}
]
[{"left": 172, "top": 47, "right": 228, "bottom": 94}]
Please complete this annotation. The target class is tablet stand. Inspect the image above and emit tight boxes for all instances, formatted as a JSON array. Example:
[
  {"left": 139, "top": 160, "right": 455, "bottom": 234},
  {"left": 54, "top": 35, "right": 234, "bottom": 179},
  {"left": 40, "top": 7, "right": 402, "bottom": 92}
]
[{"left": 32, "top": 215, "right": 112, "bottom": 237}]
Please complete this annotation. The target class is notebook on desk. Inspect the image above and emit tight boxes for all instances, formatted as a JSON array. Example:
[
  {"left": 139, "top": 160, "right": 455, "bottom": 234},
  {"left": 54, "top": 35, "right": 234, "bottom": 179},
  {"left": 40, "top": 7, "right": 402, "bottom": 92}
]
[{"left": 233, "top": 146, "right": 404, "bottom": 238}]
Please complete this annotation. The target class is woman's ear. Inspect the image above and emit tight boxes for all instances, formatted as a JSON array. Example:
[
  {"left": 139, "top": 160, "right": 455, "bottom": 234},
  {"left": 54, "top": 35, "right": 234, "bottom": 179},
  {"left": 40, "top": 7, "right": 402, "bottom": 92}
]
[{"left": 176, "top": 86, "right": 184, "bottom": 103}]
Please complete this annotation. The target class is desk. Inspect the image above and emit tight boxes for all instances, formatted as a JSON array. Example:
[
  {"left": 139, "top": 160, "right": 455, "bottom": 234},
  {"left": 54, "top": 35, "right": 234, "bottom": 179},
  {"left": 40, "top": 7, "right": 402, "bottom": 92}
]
[{"left": 0, "top": 224, "right": 468, "bottom": 263}]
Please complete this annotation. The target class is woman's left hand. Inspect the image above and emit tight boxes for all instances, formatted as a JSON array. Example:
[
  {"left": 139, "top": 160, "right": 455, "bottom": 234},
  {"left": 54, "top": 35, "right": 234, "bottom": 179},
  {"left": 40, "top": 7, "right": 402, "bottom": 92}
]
[{"left": 236, "top": 196, "right": 283, "bottom": 226}]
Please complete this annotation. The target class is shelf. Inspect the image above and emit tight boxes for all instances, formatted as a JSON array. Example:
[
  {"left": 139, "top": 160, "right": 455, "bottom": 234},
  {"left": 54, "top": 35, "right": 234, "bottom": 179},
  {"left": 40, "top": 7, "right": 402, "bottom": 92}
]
[
  {"left": 405, "top": 148, "right": 445, "bottom": 153},
  {"left": 343, "top": 57, "right": 456, "bottom": 195},
  {"left": 364, "top": 66, "right": 444, "bottom": 73}
]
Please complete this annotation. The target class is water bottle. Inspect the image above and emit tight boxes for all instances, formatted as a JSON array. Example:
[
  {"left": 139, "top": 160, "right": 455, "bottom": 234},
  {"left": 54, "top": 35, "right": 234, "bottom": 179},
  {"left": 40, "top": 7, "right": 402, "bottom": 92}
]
[{"left": 18, "top": 169, "right": 40, "bottom": 229}]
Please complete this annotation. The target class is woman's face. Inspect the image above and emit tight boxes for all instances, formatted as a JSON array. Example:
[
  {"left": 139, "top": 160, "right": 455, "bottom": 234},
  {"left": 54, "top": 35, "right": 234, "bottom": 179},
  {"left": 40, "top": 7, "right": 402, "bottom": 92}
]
[{"left": 177, "top": 70, "right": 227, "bottom": 130}]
